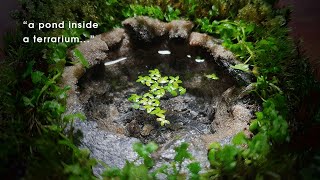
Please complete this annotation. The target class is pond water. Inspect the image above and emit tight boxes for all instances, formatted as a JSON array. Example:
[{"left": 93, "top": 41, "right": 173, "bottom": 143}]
[{"left": 77, "top": 38, "right": 236, "bottom": 144}]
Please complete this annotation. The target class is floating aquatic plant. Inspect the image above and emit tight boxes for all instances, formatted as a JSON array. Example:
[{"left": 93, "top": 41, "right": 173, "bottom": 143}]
[{"left": 128, "top": 69, "right": 186, "bottom": 126}]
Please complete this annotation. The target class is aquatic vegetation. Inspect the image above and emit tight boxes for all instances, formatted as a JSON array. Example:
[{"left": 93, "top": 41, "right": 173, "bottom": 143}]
[
  {"left": 205, "top": 73, "right": 219, "bottom": 80},
  {"left": 128, "top": 69, "right": 186, "bottom": 126}
]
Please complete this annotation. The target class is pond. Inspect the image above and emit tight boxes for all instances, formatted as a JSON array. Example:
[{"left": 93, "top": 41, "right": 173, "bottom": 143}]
[{"left": 61, "top": 16, "right": 259, "bottom": 175}]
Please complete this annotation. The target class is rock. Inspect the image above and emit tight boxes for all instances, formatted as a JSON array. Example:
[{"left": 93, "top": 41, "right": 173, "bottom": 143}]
[
  {"left": 153, "top": 134, "right": 210, "bottom": 173},
  {"left": 126, "top": 120, "right": 141, "bottom": 137},
  {"left": 204, "top": 89, "right": 255, "bottom": 147},
  {"left": 61, "top": 63, "right": 85, "bottom": 89},
  {"left": 73, "top": 120, "right": 139, "bottom": 176},
  {"left": 231, "top": 104, "right": 252, "bottom": 122},
  {"left": 188, "top": 32, "right": 254, "bottom": 86},
  {"left": 212, "top": 55, "right": 254, "bottom": 86},
  {"left": 189, "top": 32, "right": 210, "bottom": 47},
  {"left": 60, "top": 63, "right": 85, "bottom": 114},
  {"left": 71, "top": 35, "right": 108, "bottom": 66},
  {"left": 141, "top": 124, "right": 154, "bottom": 136},
  {"left": 167, "top": 20, "right": 194, "bottom": 39},
  {"left": 122, "top": 16, "right": 168, "bottom": 43},
  {"left": 101, "top": 28, "right": 125, "bottom": 48}
]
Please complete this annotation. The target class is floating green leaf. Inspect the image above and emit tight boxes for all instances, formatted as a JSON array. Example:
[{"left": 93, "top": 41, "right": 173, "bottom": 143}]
[
  {"left": 74, "top": 49, "right": 89, "bottom": 68},
  {"left": 205, "top": 73, "right": 219, "bottom": 80},
  {"left": 231, "top": 63, "right": 250, "bottom": 72},
  {"left": 128, "top": 69, "right": 186, "bottom": 126}
]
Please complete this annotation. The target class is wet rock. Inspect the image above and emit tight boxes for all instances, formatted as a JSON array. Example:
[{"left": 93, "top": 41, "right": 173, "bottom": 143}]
[
  {"left": 73, "top": 120, "right": 139, "bottom": 176},
  {"left": 122, "top": 16, "right": 168, "bottom": 44},
  {"left": 101, "top": 28, "right": 125, "bottom": 48},
  {"left": 167, "top": 20, "right": 194, "bottom": 39},
  {"left": 189, "top": 32, "right": 254, "bottom": 86},
  {"left": 231, "top": 104, "right": 252, "bottom": 122},
  {"left": 189, "top": 32, "right": 211, "bottom": 47},
  {"left": 60, "top": 63, "right": 85, "bottom": 114},
  {"left": 70, "top": 35, "right": 108, "bottom": 66},
  {"left": 141, "top": 124, "right": 154, "bottom": 136},
  {"left": 203, "top": 86, "right": 256, "bottom": 147},
  {"left": 126, "top": 120, "right": 141, "bottom": 137},
  {"left": 153, "top": 134, "right": 210, "bottom": 173},
  {"left": 213, "top": 55, "right": 254, "bottom": 86},
  {"left": 61, "top": 63, "right": 85, "bottom": 90}
]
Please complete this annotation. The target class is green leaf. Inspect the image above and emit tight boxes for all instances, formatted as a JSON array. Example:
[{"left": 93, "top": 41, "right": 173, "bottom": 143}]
[
  {"left": 205, "top": 73, "right": 219, "bottom": 80},
  {"left": 158, "top": 76, "right": 168, "bottom": 84},
  {"left": 150, "top": 99, "right": 160, "bottom": 106},
  {"left": 209, "top": 142, "right": 221, "bottom": 150},
  {"left": 74, "top": 49, "right": 89, "bottom": 68},
  {"left": 22, "top": 60, "right": 35, "bottom": 79},
  {"left": 22, "top": 96, "right": 34, "bottom": 107},
  {"left": 140, "top": 97, "right": 148, "bottom": 105},
  {"left": 216, "top": 145, "right": 239, "bottom": 171},
  {"left": 64, "top": 164, "right": 81, "bottom": 175},
  {"left": 187, "top": 162, "right": 201, "bottom": 174},
  {"left": 249, "top": 119, "right": 259, "bottom": 132},
  {"left": 143, "top": 93, "right": 154, "bottom": 99},
  {"left": 156, "top": 117, "right": 170, "bottom": 126},
  {"left": 231, "top": 63, "right": 250, "bottom": 72},
  {"left": 173, "top": 82, "right": 179, "bottom": 88},
  {"left": 63, "top": 113, "right": 86, "bottom": 122},
  {"left": 149, "top": 69, "right": 161, "bottom": 81},
  {"left": 170, "top": 90, "right": 178, "bottom": 96},
  {"left": 132, "top": 103, "right": 140, "bottom": 109},
  {"left": 102, "top": 167, "right": 122, "bottom": 178},
  {"left": 160, "top": 119, "right": 170, "bottom": 126},
  {"left": 144, "top": 105, "right": 155, "bottom": 113},
  {"left": 31, "top": 71, "right": 44, "bottom": 84},
  {"left": 156, "top": 113, "right": 165, "bottom": 119},
  {"left": 179, "top": 87, "right": 187, "bottom": 95},
  {"left": 42, "top": 100, "right": 65, "bottom": 118},
  {"left": 208, "top": 149, "right": 217, "bottom": 166},
  {"left": 150, "top": 107, "right": 161, "bottom": 114},
  {"left": 169, "top": 76, "right": 180, "bottom": 83},
  {"left": 128, "top": 94, "right": 141, "bottom": 103},
  {"left": 136, "top": 76, "right": 146, "bottom": 84},
  {"left": 174, "top": 143, "right": 192, "bottom": 163},
  {"left": 154, "top": 89, "right": 165, "bottom": 99},
  {"left": 165, "top": 84, "right": 176, "bottom": 92},
  {"left": 149, "top": 68, "right": 160, "bottom": 76},
  {"left": 145, "top": 142, "right": 158, "bottom": 153},
  {"left": 132, "top": 142, "right": 156, "bottom": 169},
  {"left": 232, "top": 132, "right": 248, "bottom": 145},
  {"left": 150, "top": 83, "right": 160, "bottom": 92}
]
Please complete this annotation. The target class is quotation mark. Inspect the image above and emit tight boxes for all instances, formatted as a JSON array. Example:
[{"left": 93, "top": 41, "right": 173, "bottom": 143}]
[{"left": 81, "top": 35, "right": 95, "bottom": 43}]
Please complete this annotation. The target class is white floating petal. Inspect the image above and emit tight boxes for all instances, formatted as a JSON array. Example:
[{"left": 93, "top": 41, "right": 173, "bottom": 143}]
[
  {"left": 104, "top": 57, "right": 127, "bottom": 66},
  {"left": 158, "top": 50, "right": 171, "bottom": 55},
  {"left": 195, "top": 58, "right": 205, "bottom": 63}
]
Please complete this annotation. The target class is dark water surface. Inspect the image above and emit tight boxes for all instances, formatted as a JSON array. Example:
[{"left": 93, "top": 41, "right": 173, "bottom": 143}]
[{"left": 77, "top": 39, "right": 236, "bottom": 143}]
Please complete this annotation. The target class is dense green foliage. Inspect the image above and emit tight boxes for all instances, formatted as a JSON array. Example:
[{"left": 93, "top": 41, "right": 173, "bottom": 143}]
[
  {"left": 0, "top": 0, "right": 318, "bottom": 179},
  {"left": 103, "top": 142, "right": 201, "bottom": 179}
]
